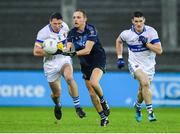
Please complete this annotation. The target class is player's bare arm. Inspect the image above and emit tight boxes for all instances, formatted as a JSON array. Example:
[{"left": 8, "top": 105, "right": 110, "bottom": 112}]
[
  {"left": 64, "top": 42, "right": 73, "bottom": 52},
  {"left": 116, "top": 37, "right": 123, "bottom": 58},
  {"left": 33, "top": 42, "right": 48, "bottom": 57},
  {"left": 115, "top": 37, "right": 125, "bottom": 69},
  {"left": 76, "top": 40, "right": 94, "bottom": 56},
  {"left": 146, "top": 42, "right": 163, "bottom": 55}
]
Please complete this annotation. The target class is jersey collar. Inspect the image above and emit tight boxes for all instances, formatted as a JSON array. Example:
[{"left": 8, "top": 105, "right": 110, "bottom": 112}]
[
  {"left": 75, "top": 23, "right": 88, "bottom": 33},
  {"left": 48, "top": 24, "right": 61, "bottom": 34},
  {"left": 131, "top": 25, "right": 146, "bottom": 35}
]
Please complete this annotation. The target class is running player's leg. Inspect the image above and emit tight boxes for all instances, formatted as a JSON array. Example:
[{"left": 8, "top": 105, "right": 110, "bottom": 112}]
[
  {"left": 135, "top": 69, "right": 151, "bottom": 104},
  {"left": 85, "top": 80, "right": 109, "bottom": 126},
  {"left": 62, "top": 63, "right": 86, "bottom": 118},
  {"left": 137, "top": 86, "right": 144, "bottom": 104},
  {"left": 49, "top": 79, "right": 62, "bottom": 120},
  {"left": 134, "top": 85, "right": 143, "bottom": 122},
  {"left": 134, "top": 69, "right": 156, "bottom": 121},
  {"left": 90, "top": 68, "right": 110, "bottom": 116}
]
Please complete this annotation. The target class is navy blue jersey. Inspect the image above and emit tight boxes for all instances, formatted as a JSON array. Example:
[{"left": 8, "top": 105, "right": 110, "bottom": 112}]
[{"left": 67, "top": 23, "right": 106, "bottom": 66}]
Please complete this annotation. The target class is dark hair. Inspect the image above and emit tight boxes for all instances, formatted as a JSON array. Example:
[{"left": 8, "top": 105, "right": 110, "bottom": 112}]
[
  {"left": 132, "top": 11, "right": 144, "bottom": 18},
  {"left": 50, "top": 12, "right": 63, "bottom": 21},
  {"left": 75, "top": 9, "right": 87, "bottom": 18}
]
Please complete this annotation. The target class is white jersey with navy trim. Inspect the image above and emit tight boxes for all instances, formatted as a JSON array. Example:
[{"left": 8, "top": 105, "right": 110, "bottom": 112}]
[
  {"left": 36, "top": 21, "right": 69, "bottom": 63},
  {"left": 35, "top": 22, "right": 71, "bottom": 82},
  {"left": 36, "top": 21, "right": 69, "bottom": 45},
  {"left": 119, "top": 25, "right": 160, "bottom": 70}
]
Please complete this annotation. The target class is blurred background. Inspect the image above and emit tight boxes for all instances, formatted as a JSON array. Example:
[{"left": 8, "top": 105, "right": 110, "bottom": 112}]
[
  {"left": 0, "top": 0, "right": 180, "bottom": 71},
  {"left": 0, "top": 0, "right": 180, "bottom": 107}
]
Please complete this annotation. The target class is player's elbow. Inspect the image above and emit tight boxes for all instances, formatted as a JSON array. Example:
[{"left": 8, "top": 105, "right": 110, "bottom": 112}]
[
  {"left": 33, "top": 49, "right": 42, "bottom": 57},
  {"left": 84, "top": 49, "right": 91, "bottom": 55},
  {"left": 157, "top": 49, "right": 163, "bottom": 55},
  {"left": 86, "top": 50, "right": 91, "bottom": 55},
  {"left": 33, "top": 50, "right": 39, "bottom": 57}
]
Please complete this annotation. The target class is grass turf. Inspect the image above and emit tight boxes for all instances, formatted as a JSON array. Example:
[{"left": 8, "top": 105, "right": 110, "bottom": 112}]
[{"left": 0, "top": 107, "right": 180, "bottom": 133}]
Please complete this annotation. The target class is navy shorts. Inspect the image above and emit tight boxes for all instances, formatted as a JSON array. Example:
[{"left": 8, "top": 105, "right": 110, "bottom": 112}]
[{"left": 81, "top": 58, "right": 106, "bottom": 80}]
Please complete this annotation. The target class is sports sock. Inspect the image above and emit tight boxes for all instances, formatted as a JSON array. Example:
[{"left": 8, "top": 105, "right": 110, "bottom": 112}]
[
  {"left": 135, "top": 101, "right": 141, "bottom": 111},
  {"left": 146, "top": 104, "right": 153, "bottom": 114},
  {"left": 99, "top": 96, "right": 105, "bottom": 103},
  {"left": 55, "top": 102, "right": 61, "bottom": 107},
  {"left": 72, "top": 96, "right": 80, "bottom": 108},
  {"left": 98, "top": 111, "right": 107, "bottom": 119}
]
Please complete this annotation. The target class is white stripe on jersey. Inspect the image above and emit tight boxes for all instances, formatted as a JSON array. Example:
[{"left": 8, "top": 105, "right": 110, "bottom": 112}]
[{"left": 119, "top": 25, "right": 160, "bottom": 69}]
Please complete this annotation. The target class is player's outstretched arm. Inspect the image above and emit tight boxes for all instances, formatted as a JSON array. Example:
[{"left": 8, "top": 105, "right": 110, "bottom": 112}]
[
  {"left": 62, "top": 51, "right": 77, "bottom": 57},
  {"left": 76, "top": 40, "right": 94, "bottom": 56}
]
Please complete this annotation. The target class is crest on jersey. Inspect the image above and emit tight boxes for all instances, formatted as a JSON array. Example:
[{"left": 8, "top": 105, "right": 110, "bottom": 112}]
[{"left": 90, "top": 30, "right": 94, "bottom": 35}]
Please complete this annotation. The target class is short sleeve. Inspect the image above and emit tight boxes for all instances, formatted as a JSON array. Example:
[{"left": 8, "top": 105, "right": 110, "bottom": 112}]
[
  {"left": 87, "top": 26, "right": 97, "bottom": 42},
  {"left": 67, "top": 30, "right": 73, "bottom": 42},
  {"left": 149, "top": 28, "right": 161, "bottom": 44},
  {"left": 36, "top": 30, "right": 47, "bottom": 43},
  {"left": 119, "top": 30, "right": 127, "bottom": 41}
]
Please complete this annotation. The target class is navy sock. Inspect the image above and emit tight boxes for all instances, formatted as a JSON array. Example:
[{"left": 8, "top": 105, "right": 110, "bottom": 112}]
[
  {"left": 99, "top": 96, "right": 105, "bottom": 103},
  {"left": 146, "top": 104, "right": 153, "bottom": 114},
  {"left": 98, "top": 111, "right": 106, "bottom": 119},
  {"left": 135, "top": 101, "right": 141, "bottom": 111}
]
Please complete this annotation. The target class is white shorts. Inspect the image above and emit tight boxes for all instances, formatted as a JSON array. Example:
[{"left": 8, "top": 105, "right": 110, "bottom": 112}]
[
  {"left": 43, "top": 55, "right": 72, "bottom": 82},
  {"left": 128, "top": 62, "right": 155, "bottom": 81}
]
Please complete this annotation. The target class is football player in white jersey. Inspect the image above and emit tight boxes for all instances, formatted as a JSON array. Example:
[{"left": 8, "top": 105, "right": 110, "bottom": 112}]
[
  {"left": 115, "top": 11, "right": 162, "bottom": 122},
  {"left": 33, "top": 12, "right": 86, "bottom": 121}
]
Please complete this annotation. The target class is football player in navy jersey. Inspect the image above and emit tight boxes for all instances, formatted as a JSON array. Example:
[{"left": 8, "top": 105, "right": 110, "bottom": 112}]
[{"left": 62, "top": 9, "right": 110, "bottom": 126}]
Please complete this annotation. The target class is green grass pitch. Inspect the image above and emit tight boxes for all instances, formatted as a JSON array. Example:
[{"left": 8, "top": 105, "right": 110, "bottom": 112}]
[{"left": 0, "top": 107, "right": 180, "bottom": 133}]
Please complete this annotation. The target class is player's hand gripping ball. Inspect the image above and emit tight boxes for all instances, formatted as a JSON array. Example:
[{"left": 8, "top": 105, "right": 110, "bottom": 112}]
[
  {"left": 42, "top": 38, "right": 58, "bottom": 54},
  {"left": 57, "top": 42, "right": 64, "bottom": 51}
]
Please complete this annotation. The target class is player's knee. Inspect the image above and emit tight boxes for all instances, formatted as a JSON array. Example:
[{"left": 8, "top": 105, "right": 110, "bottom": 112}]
[
  {"left": 140, "top": 80, "right": 150, "bottom": 89},
  {"left": 51, "top": 93, "right": 60, "bottom": 98},
  {"left": 65, "top": 76, "right": 74, "bottom": 84},
  {"left": 90, "top": 80, "right": 99, "bottom": 89}
]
